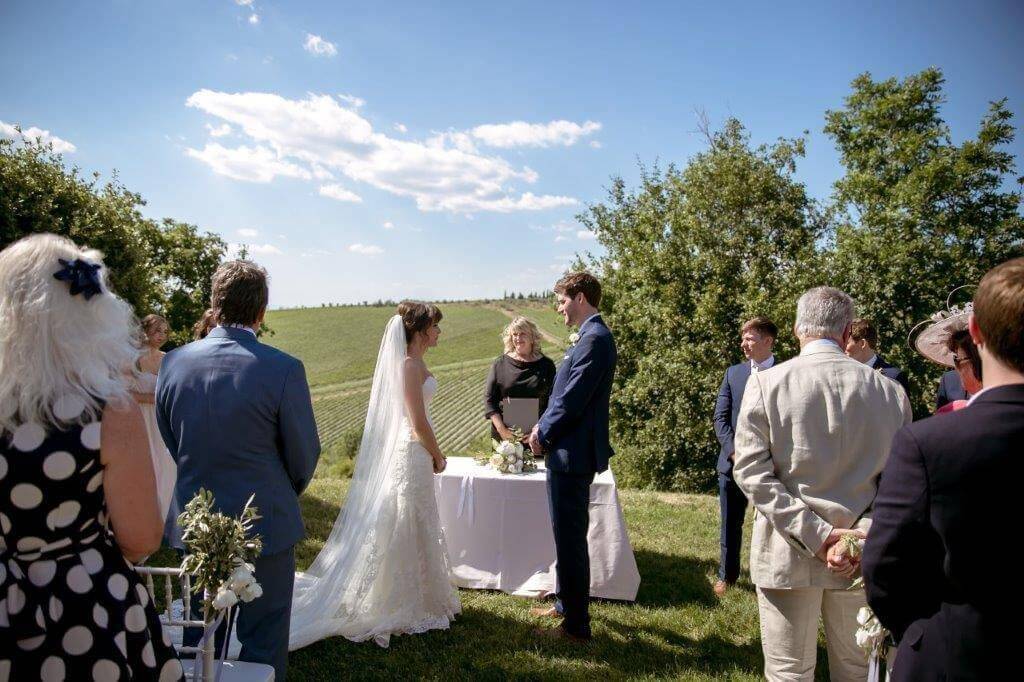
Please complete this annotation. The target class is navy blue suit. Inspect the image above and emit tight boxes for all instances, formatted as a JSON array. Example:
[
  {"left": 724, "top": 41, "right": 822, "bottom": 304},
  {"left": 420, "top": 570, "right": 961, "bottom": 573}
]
[
  {"left": 935, "top": 369, "right": 967, "bottom": 410},
  {"left": 156, "top": 326, "right": 320, "bottom": 680},
  {"left": 872, "top": 355, "right": 910, "bottom": 396},
  {"left": 712, "top": 361, "right": 756, "bottom": 583},
  {"left": 536, "top": 315, "right": 616, "bottom": 637},
  {"left": 863, "top": 384, "right": 1023, "bottom": 680}
]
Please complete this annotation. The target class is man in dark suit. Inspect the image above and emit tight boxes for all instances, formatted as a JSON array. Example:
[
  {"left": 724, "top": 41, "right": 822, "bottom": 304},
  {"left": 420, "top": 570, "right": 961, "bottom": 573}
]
[
  {"left": 157, "top": 260, "right": 321, "bottom": 681},
  {"left": 528, "top": 272, "right": 616, "bottom": 642},
  {"left": 712, "top": 316, "right": 778, "bottom": 597},
  {"left": 845, "top": 319, "right": 910, "bottom": 395},
  {"left": 862, "top": 257, "right": 1024, "bottom": 680},
  {"left": 934, "top": 368, "right": 967, "bottom": 410}
]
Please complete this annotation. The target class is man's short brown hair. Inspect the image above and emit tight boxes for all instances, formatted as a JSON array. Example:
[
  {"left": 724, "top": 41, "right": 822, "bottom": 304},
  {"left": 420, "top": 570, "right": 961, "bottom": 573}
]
[
  {"left": 554, "top": 271, "right": 602, "bottom": 308},
  {"left": 850, "top": 319, "right": 878, "bottom": 349},
  {"left": 211, "top": 260, "right": 269, "bottom": 326},
  {"left": 974, "top": 256, "right": 1024, "bottom": 373},
  {"left": 741, "top": 316, "right": 778, "bottom": 340}
]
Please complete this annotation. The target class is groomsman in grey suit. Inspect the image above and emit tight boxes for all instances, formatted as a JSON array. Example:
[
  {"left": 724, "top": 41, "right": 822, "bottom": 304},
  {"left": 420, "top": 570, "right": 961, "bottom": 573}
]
[
  {"left": 157, "top": 260, "right": 321, "bottom": 681},
  {"left": 734, "top": 287, "right": 911, "bottom": 681},
  {"left": 712, "top": 316, "right": 778, "bottom": 597}
]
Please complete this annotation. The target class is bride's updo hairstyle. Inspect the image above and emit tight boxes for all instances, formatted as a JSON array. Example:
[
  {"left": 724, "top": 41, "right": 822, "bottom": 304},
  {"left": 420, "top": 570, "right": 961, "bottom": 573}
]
[{"left": 397, "top": 300, "right": 443, "bottom": 343}]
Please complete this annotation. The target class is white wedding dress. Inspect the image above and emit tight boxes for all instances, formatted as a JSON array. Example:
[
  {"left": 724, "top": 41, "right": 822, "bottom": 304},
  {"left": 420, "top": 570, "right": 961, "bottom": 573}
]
[{"left": 288, "top": 315, "right": 461, "bottom": 649}]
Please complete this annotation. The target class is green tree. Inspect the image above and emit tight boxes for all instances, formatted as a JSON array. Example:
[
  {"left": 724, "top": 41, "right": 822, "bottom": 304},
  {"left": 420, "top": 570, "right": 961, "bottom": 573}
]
[
  {"left": 584, "top": 119, "right": 823, "bottom": 491},
  {"left": 0, "top": 136, "right": 226, "bottom": 345},
  {"left": 825, "top": 68, "right": 1024, "bottom": 414}
]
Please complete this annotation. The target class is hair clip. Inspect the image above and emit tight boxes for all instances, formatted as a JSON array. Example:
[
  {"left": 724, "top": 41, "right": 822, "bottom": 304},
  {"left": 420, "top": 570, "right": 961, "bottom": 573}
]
[{"left": 53, "top": 258, "right": 103, "bottom": 300}]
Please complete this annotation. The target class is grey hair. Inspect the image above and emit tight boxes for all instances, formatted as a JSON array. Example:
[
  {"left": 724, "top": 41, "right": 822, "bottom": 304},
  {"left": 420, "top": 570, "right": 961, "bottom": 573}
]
[
  {"left": 0, "top": 233, "right": 140, "bottom": 433},
  {"left": 795, "top": 286, "right": 855, "bottom": 339}
]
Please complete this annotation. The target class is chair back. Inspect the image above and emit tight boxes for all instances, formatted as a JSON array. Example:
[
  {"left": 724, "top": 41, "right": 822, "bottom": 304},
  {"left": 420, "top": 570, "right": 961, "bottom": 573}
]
[{"left": 135, "top": 565, "right": 216, "bottom": 681}]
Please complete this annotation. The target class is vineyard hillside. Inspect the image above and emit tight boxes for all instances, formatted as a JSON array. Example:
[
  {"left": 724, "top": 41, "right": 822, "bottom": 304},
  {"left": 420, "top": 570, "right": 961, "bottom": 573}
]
[{"left": 264, "top": 301, "right": 568, "bottom": 458}]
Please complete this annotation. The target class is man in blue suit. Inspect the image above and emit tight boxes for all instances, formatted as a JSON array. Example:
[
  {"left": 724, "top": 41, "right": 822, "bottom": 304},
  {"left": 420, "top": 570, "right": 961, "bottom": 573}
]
[
  {"left": 157, "top": 260, "right": 320, "bottom": 680},
  {"left": 528, "top": 272, "right": 616, "bottom": 642},
  {"left": 712, "top": 316, "right": 777, "bottom": 597},
  {"left": 935, "top": 369, "right": 967, "bottom": 410},
  {"left": 845, "top": 319, "right": 911, "bottom": 396}
]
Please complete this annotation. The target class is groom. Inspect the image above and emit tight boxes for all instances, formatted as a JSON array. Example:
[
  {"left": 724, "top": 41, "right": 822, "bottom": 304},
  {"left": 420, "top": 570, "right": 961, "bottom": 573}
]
[
  {"left": 157, "top": 260, "right": 321, "bottom": 680},
  {"left": 529, "top": 271, "right": 617, "bottom": 642}
]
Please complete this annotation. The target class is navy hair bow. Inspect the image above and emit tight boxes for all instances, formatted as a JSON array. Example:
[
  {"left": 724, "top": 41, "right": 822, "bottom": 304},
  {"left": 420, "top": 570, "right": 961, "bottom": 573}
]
[{"left": 53, "top": 258, "right": 103, "bottom": 300}]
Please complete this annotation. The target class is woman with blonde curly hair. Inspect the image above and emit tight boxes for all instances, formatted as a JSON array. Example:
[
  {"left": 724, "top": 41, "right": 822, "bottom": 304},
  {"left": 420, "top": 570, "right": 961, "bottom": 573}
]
[
  {"left": 0, "top": 233, "right": 183, "bottom": 680},
  {"left": 483, "top": 316, "right": 556, "bottom": 443}
]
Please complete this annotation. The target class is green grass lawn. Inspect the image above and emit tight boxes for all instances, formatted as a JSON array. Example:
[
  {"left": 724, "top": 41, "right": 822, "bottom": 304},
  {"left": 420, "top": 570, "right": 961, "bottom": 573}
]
[{"left": 283, "top": 471, "right": 830, "bottom": 680}]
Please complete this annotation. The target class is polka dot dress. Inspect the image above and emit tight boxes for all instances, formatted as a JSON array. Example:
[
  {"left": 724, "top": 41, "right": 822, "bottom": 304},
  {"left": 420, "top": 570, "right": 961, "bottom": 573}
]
[{"left": 0, "top": 407, "right": 184, "bottom": 681}]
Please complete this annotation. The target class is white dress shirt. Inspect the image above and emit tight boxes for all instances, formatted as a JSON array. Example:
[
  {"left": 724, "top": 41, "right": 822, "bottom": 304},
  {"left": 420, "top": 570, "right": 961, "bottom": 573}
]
[{"left": 750, "top": 354, "right": 776, "bottom": 373}]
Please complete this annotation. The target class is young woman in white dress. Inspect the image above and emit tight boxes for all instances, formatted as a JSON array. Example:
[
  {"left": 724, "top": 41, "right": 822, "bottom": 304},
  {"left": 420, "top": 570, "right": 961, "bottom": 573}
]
[
  {"left": 130, "top": 313, "right": 177, "bottom": 522},
  {"left": 288, "top": 301, "right": 461, "bottom": 649}
]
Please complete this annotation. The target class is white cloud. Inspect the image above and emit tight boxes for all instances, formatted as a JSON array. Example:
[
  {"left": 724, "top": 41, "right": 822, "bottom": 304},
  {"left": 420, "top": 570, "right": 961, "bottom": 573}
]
[
  {"left": 186, "top": 143, "right": 312, "bottom": 183},
  {"left": 577, "top": 230, "right": 597, "bottom": 240},
  {"left": 554, "top": 235, "right": 569, "bottom": 243},
  {"left": 0, "top": 121, "right": 76, "bottom": 153},
  {"left": 348, "top": 243, "right": 384, "bottom": 255},
  {"left": 237, "top": 228, "right": 259, "bottom": 238},
  {"left": 226, "top": 53, "right": 239, "bottom": 62},
  {"left": 338, "top": 94, "right": 365, "bottom": 109},
  {"left": 300, "top": 249, "right": 333, "bottom": 257},
  {"left": 382, "top": 221, "right": 394, "bottom": 230},
  {"left": 229, "top": 242, "right": 283, "bottom": 257},
  {"left": 471, "top": 120, "right": 601, "bottom": 148},
  {"left": 248, "top": 13, "right": 259, "bottom": 24},
  {"left": 234, "top": 0, "right": 254, "bottom": 6},
  {"left": 206, "top": 122, "right": 232, "bottom": 137},
  {"left": 393, "top": 123, "right": 408, "bottom": 134},
  {"left": 185, "top": 89, "right": 577, "bottom": 213},
  {"left": 318, "top": 183, "right": 363, "bottom": 203},
  {"left": 304, "top": 33, "right": 337, "bottom": 57},
  {"left": 589, "top": 140, "right": 602, "bottom": 149}
]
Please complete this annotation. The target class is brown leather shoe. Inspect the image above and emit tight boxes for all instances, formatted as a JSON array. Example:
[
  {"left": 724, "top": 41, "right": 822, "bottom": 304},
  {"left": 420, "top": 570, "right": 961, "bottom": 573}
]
[
  {"left": 713, "top": 580, "right": 730, "bottom": 597},
  {"left": 532, "top": 624, "right": 591, "bottom": 643},
  {"left": 529, "top": 605, "right": 562, "bottom": 619}
]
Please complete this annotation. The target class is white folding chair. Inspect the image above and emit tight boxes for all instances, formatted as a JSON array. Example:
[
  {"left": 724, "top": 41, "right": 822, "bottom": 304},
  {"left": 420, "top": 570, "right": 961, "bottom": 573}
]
[{"left": 136, "top": 565, "right": 275, "bottom": 682}]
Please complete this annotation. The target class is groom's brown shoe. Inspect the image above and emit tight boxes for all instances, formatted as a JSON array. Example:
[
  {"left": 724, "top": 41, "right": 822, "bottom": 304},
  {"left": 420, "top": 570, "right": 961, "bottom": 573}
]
[{"left": 529, "top": 605, "right": 562, "bottom": 619}]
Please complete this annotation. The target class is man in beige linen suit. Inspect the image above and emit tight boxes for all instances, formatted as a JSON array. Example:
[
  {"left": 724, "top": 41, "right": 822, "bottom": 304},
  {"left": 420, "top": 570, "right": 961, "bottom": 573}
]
[{"left": 734, "top": 287, "right": 911, "bottom": 681}]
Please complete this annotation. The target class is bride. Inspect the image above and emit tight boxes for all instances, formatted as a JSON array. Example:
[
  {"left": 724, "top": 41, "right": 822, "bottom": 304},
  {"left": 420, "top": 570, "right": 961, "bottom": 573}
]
[{"left": 288, "top": 301, "right": 461, "bottom": 649}]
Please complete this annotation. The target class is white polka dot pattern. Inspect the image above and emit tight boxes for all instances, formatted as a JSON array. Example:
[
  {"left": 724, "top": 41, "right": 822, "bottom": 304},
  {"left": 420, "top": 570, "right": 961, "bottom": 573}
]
[
  {"left": 66, "top": 565, "right": 93, "bottom": 594},
  {"left": 28, "top": 560, "right": 57, "bottom": 587},
  {"left": 159, "top": 659, "right": 184, "bottom": 682},
  {"left": 53, "top": 395, "right": 87, "bottom": 422},
  {"left": 93, "top": 603, "right": 109, "bottom": 628},
  {"left": 92, "top": 659, "right": 120, "bottom": 681},
  {"left": 125, "top": 604, "right": 147, "bottom": 632},
  {"left": 62, "top": 625, "right": 93, "bottom": 655},
  {"left": 107, "top": 574, "right": 129, "bottom": 600},
  {"left": 43, "top": 451, "right": 77, "bottom": 480},
  {"left": 10, "top": 482, "right": 43, "bottom": 509},
  {"left": 81, "top": 548, "right": 104, "bottom": 574},
  {"left": 41, "top": 655, "right": 66, "bottom": 681},
  {"left": 11, "top": 422, "right": 46, "bottom": 451},
  {"left": 47, "top": 500, "right": 81, "bottom": 530},
  {"left": 80, "top": 422, "right": 102, "bottom": 450}
]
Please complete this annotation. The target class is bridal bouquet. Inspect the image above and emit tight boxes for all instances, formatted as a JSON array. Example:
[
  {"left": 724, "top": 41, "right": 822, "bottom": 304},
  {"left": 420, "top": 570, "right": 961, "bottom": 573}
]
[
  {"left": 476, "top": 430, "right": 538, "bottom": 474},
  {"left": 178, "top": 488, "right": 264, "bottom": 616},
  {"left": 838, "top": 536, "right": 894, "bottom": 664}
]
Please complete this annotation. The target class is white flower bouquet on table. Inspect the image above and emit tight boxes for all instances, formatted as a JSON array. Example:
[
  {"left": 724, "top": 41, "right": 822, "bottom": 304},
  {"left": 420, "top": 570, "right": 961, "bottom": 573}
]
[{"left": 475, "top": 431, "right": 538, "bottom": 474}]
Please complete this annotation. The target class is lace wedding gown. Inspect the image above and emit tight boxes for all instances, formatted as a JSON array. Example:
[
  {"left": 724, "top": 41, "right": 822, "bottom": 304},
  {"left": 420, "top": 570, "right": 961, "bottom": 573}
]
[{"left": 288, "top": 317, "right": 461, "bottom": 649}]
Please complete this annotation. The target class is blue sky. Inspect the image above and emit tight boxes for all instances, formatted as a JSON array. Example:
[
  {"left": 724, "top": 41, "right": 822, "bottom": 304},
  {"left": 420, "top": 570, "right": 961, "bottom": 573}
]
[{"left": 2, "top": 1, "right": 1022, "bottom": 307}]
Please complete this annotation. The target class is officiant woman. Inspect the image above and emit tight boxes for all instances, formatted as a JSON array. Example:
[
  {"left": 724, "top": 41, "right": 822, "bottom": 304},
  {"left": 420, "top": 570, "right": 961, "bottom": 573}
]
[{"left": 483, "top": 316, "right": 556, "bottom": 443}]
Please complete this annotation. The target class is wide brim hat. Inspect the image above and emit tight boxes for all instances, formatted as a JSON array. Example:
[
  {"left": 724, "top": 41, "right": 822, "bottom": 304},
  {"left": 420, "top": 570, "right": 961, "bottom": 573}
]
[{"left": 910, "top": 286, "right": 973, "bottom": 368}]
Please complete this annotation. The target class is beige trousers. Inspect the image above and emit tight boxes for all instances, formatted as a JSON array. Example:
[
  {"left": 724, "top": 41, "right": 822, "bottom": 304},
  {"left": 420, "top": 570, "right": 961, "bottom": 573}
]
[{"left": 756, "top": 586, "right": 868, "bottom": 682}]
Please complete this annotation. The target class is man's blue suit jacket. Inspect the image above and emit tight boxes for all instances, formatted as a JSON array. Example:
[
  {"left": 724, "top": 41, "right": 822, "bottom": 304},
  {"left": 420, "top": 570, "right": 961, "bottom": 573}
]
[
  {"left": 156, "top": 326, "right": 321, "bottom": 556},
  {"left": 935, "top": 369, "right": 967, "bottom": 410},
  {"left": 536, "top": 315, "right": 617, "bottom": 475},
  {"left": 713, "top": 362, "right": 751, "bottom": 475}
]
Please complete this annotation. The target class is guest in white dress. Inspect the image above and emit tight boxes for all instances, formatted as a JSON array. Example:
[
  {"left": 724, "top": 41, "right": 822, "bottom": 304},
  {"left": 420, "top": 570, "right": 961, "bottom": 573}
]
[{"left": 131, "top": 314, "right": 177, "bottom": 522}]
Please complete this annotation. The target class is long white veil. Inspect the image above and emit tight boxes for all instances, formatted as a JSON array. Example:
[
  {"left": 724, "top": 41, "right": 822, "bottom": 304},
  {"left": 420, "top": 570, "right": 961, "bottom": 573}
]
[{"left": 288, "top": 314, "right": 407, "bottom": 649}]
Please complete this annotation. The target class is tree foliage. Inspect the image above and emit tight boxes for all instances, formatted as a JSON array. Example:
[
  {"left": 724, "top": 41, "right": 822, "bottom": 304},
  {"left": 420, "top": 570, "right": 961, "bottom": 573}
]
[
  {"left": 824, "top": 68, "right": 1024, "bottom": 415},
  {"left": 0, "top": 136, "right": 226, "bottom": 345},
  {"left": 582, "top": 119, "right": 823, "bottom": 490}
]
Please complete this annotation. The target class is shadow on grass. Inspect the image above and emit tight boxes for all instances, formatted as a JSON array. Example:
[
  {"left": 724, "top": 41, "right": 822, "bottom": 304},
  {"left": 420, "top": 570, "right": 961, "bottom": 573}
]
[
  {"left": 287, "top": 600, "right": 766, "bottom": 680},
  {"left": 632, "top": 549, "right": 719, "bottom": 608}
]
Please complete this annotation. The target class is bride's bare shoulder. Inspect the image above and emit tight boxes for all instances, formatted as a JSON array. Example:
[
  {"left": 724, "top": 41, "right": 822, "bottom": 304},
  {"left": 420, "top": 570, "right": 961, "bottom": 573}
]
[{"left": 403, "top": 356, "right": 427, "bottom": 379}]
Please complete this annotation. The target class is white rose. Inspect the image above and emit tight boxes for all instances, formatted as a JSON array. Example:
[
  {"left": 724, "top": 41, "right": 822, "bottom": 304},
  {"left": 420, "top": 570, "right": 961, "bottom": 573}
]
[
  {"left": 856, "top": 607, "right": 873, "bottom": 626},
  {"left": 512, "top": 461, "right": 523, "bottom": 473},
  {"left": 239, "top": 581, "right": 263, "bottom": 603},
  {"left": 855, "top": 628, "right": 871, "bottom": 649},
  {"left": 513, "top": 442, "right": 524, "bottom": 458},
  {"left": 213, "top": 586, "right": 238, "bottom": 610},
  {"left": 489, "top": 453, "right": 504, "bottom": 468},
  {"left": 228, "top": 566, "right": 254, "bottom": 592},
  {"left": 496, "top": 441, "right": 517, "bottom": 457},
  {"left": 569, "top": 332, "right": 581, "bottom": 345}
]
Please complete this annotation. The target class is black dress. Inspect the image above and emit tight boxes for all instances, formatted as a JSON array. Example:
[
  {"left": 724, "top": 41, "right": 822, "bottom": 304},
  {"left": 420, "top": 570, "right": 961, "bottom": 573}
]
[
  {"left": 483, "top": 354, "right": 557, "bottom": 441},
  {"left": 0, "top": 410, "right": 184, "bottom": 682}
]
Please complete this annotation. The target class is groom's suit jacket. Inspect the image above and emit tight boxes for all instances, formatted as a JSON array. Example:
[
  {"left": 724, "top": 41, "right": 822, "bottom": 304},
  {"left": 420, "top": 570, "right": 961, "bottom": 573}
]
[
  {"left": 862, "top": 385, "right": 1024, "bottom": 681},
  {"left": 733, "top": 341, "right": 912, "bottom": 589},
  {"left": 872, "top": 354, "right": 910, "bottom": 396},
  {"left": 713, "top": 361, "right": 752, "bottom": 475},
  {"left": 537, "top": 315, "right": 617, "bottom": 474},
  {"left": 156, "top": 326, "right": 321, "bottom": 555}
]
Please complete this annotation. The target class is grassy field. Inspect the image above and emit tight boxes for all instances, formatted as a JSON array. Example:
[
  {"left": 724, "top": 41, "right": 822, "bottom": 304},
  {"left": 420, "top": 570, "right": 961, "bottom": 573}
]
[{"left": 265, "top": 301, "right": 570, "bottom": 457}]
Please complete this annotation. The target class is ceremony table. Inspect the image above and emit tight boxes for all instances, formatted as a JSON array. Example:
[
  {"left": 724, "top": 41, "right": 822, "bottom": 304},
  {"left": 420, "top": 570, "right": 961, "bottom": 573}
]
[{"left": 434, "top": 456, "right": 641, "bottom": 601}]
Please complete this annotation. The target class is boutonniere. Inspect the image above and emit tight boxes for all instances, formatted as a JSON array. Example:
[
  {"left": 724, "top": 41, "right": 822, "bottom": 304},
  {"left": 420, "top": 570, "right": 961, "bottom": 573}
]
[{"left": 568, "top": 332, "right": 581, "bottom": 347}]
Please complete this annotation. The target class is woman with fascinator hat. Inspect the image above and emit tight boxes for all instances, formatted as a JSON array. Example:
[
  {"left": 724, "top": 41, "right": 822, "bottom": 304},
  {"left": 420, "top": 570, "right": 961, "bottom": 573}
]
[
  {"left": 911, "top": 286, "right": 983, "bottom": 413},
  {"left": 0, "top": 234, "right": 184, "bottom": 681}
]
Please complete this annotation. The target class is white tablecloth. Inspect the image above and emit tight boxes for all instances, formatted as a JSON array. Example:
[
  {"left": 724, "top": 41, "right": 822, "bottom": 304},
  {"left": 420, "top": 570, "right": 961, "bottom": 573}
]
[{"left": 434, "top": 457, "right": 640, "bottom": 601}]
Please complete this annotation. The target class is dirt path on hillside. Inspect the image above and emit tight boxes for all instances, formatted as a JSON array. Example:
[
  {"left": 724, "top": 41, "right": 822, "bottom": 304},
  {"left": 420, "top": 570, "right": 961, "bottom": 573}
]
[{"left": 488, "top": 303, "right": 564, "bottom": 346}]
